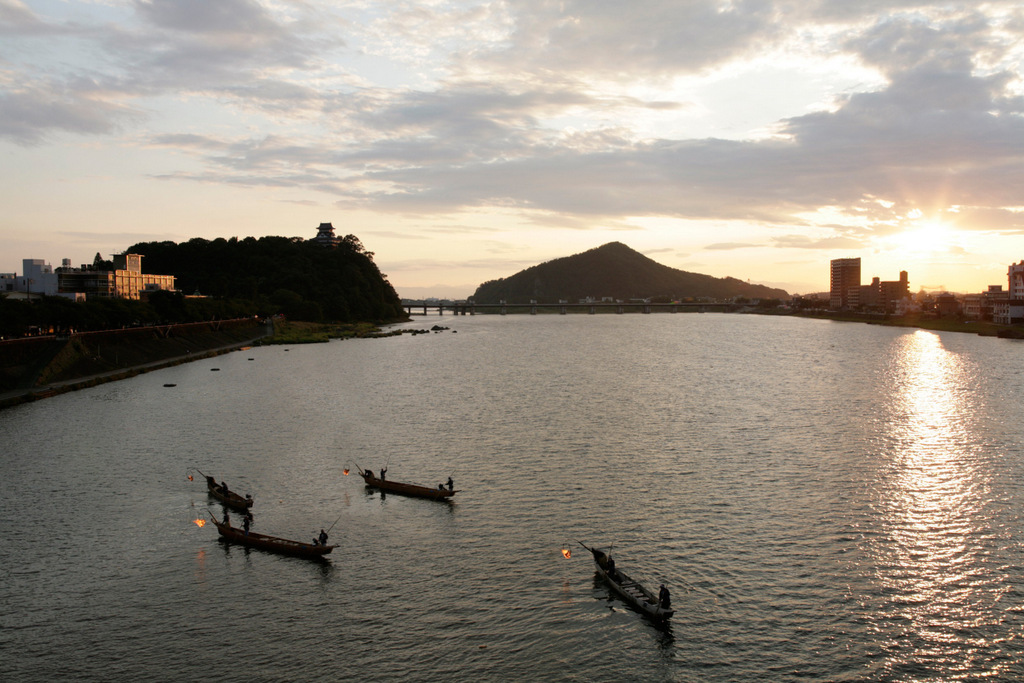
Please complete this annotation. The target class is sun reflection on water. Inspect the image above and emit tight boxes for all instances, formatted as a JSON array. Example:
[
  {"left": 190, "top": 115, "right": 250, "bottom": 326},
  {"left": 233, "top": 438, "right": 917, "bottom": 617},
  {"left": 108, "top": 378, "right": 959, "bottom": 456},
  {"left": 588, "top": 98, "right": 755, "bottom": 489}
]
[{"left": 870, "top": 331, "right": 1009, "bottom": 679}]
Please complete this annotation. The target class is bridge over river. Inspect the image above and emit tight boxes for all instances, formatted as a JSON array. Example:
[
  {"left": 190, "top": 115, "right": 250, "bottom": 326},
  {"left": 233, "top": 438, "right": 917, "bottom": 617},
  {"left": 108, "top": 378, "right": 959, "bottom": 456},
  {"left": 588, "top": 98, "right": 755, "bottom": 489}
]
[{"left": 402, "top": 301, "right": 736, "bottom": 315}]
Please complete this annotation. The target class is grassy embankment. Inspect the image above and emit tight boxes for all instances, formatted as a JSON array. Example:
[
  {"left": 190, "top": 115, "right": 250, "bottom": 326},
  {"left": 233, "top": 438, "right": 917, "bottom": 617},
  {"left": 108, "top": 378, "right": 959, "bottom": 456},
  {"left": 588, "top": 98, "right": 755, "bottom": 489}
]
[
  {"left": 792, "top": 310, "right": 1023, "bottom": 338},
  {"left": 0, "top": 320, "right": 267, "bottom": 408}
]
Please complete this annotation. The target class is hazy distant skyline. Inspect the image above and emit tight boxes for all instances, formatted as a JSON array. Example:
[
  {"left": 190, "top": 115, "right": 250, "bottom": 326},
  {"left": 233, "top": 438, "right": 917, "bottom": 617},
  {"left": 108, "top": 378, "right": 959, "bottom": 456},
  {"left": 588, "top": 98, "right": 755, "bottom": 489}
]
[{"left": 3, "top": 1, "right": 1023, "bottom": 298}]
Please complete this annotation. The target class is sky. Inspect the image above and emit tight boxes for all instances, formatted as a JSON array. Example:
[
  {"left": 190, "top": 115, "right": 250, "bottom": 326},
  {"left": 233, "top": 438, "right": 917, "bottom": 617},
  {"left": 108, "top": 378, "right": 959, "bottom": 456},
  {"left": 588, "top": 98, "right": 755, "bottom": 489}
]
[{"left": 2, "top": 1, "right": 1023, "bottom": 299}]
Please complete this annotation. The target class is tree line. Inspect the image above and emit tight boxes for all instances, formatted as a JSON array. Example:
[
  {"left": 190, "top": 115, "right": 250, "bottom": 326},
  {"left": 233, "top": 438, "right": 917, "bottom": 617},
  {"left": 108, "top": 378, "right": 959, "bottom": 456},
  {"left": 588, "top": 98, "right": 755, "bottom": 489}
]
[{"left": 1, "top": 234, "right": 406, "bottom": 338}]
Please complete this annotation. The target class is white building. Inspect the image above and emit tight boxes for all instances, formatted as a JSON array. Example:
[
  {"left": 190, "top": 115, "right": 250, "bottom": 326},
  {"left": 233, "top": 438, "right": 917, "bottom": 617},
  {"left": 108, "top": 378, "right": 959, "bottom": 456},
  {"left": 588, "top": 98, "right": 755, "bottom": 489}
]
[
  {"left": 17, "top": 259, "right": 59, "bottom": 296},
  {"left": 1009, "top": 261, "right": 1024, "bottom": 300}
]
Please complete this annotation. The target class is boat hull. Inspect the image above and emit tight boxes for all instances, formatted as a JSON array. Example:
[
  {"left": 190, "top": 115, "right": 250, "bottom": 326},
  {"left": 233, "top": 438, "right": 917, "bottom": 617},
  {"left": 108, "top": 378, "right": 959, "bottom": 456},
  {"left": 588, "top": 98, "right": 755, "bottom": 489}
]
[
  {"left": 210, "top": 518, "right": 334, "bottom": 559},
  {"left": 359, "top": 472, "right": 457, "bottom": 500},
  {"left": 206, "top": 479, "right": 254, "bottom": 512},
  {"left": 583, "top": 545, "right": 673, "bottom": 621},
  {"left": 594, "top": 564, "right": 674, "bottom": 620}
]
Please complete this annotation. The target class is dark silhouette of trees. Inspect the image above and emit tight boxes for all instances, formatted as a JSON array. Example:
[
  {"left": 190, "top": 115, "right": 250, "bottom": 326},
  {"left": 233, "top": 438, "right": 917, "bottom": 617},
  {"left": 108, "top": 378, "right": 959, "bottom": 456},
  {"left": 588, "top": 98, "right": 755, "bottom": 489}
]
[
  {"left": 127, "top": 234, "right": 403, "bottom": 322},
  {"left": 1, "top": 233, "right": 404, "bottom": 337}
]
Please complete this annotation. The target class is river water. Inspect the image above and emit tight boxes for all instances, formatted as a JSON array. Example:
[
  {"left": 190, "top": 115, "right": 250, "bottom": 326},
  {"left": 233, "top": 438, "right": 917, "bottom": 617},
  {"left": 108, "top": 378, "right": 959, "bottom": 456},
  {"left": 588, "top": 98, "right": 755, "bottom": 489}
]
[{"left": 2, "top": 313, "right": 1024, "bottom": 682}]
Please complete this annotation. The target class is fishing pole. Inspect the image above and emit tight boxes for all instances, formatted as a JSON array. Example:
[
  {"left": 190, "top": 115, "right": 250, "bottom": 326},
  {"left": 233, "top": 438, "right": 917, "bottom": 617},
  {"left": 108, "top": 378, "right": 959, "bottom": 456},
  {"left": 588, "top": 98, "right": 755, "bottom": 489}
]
[{"left": 325, "top": 511, "right": 345, "bottom": 534}]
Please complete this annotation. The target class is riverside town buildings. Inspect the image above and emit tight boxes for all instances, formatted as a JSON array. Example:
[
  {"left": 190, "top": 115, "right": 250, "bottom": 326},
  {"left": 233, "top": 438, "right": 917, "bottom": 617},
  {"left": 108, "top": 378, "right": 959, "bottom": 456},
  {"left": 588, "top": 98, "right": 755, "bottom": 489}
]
[
  {"left": 5, "top": 254, "right": 175, "bottom": 301},
  {"left": 829, "top": 257, "right": 1024, "bottom": 324}
]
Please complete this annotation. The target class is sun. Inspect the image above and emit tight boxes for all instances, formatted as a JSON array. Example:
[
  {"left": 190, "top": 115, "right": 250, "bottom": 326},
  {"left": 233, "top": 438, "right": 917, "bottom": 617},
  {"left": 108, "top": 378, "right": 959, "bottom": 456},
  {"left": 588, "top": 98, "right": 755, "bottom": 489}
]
[{"left": 886, "top": 214, "right": 956, "bottom": 255}]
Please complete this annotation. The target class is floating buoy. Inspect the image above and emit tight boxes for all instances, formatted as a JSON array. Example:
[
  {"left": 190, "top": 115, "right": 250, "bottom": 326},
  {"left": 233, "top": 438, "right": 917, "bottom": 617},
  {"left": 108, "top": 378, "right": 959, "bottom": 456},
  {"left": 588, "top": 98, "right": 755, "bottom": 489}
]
[
  {"left": 163, "top": 383, "right": 177, "bottom": 387},
  {"left": 211, "top": 368, "right": 220, "bottom": 371}
]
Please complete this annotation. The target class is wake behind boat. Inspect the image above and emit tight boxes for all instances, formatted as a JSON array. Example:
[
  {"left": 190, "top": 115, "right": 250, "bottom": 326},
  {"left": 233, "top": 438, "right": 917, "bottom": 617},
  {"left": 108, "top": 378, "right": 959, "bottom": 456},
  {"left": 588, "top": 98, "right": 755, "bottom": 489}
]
[
  {"left": 356, "top": 465, "right": 458, "bottom": 500},
  {"left": 579, "top": 542, "right": 674, "bottom": 621},
  {"left": 209, "top": 515, "right": 335, "bottom": 559}
]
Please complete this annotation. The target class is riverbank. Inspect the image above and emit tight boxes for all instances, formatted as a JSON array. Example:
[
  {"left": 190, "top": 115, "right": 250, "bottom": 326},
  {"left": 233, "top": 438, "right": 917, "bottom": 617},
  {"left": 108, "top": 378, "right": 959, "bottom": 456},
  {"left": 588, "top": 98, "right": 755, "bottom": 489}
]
[
  {"left": 769, "top": 310, "right": 1023, "bottom": 338},
  {"left": 261, "top": 319, "right": 430, "bottom": 343},
  {"left": 0, "top": 319, "right": 270, "bottom": 410},
  {"left": 0, "top": 317, "right": 419, "bottom": 410}
]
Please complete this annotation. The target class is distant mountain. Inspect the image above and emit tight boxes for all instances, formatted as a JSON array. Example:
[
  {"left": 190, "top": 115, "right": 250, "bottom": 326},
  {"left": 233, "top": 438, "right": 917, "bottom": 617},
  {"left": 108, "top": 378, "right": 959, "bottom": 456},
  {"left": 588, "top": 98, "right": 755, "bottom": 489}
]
[{"left": 471, "top": 242, "right": 789, "bottom": 304}]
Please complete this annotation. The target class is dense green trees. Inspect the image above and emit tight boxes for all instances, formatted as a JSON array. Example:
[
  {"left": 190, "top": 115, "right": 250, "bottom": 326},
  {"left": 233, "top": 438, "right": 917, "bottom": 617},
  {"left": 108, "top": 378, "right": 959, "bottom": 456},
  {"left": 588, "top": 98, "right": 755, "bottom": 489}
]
[
  {"left": 127, "top": 234, "right": 403, "bottom": 322},
  {"left": 1, "top": 233, "right": 405, "bottom": 337}
]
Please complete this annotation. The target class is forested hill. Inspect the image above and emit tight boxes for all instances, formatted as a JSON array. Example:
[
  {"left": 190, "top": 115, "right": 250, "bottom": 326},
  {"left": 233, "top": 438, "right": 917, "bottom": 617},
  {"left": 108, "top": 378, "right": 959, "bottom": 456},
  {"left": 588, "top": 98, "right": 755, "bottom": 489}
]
[
  {"left": 471, "top": 242, "right": 789, "bottom": 304},
  {"left": 127, "top": 235, "right": 404, "bottom": 322}
]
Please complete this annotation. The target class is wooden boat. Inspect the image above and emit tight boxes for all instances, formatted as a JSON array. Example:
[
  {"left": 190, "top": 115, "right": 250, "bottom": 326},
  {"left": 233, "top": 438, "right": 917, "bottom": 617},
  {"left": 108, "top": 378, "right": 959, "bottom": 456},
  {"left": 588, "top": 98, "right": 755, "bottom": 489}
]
[
  {"left": 203, "top": 474, "right": 254, "bottom": 512},
  {"left": 356, "top": 465, "right": 458, "bottom": 500},
  {"left": 209, "top": 516, "right": 335, "bottom": 558},
  {"left": 580, "top": 543, "right": 674, "bottom": 621}
]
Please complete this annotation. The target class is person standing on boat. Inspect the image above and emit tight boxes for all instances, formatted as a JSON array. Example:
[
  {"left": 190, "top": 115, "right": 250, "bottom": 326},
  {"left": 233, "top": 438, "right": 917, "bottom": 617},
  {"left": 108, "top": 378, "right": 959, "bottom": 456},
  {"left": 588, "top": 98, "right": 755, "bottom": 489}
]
[
  {"left": 659, "top": 585, "right": 671, "bottom": 609},
  {"left": 243, "top": 516, "right": 251, "bottom": 536},
  {"left": 319, "top": 529, "right": 328, "bottom": 546},
  {"left": 446, "top": 477, "right": 454, "bottom": 491},
  {"left": 380, "top": 468, "right": 387, "bottom": 481},
  {"left": 607, "top": 556, "right": 617, "bottom": 581}
]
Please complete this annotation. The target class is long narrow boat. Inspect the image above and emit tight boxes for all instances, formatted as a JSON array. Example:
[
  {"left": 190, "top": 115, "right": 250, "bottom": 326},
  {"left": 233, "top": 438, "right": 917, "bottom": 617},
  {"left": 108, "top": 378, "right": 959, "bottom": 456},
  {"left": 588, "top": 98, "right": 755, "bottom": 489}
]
[
  {"left": 356, "top": 465, "right": 458, "bottom": 500},
  {"left": 203, "top": 474, "right": 254, "bottom": 512},
  {"left": 580, "top": 542, "right": 674, "bottom": 621},
  {"left": 209, "top": 516, "right": 335, "bottom": 558}
]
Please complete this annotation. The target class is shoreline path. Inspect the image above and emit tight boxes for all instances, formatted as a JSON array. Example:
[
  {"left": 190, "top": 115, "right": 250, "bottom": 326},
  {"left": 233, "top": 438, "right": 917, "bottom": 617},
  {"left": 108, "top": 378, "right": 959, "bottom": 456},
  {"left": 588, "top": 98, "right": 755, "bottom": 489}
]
[{"left": 0, "top": 324, "right": 272, "bottom": 409}]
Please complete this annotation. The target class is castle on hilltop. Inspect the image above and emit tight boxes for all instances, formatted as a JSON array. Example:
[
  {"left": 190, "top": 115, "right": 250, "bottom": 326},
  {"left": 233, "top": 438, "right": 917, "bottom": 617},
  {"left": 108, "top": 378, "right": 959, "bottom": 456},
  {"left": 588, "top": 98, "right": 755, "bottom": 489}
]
[{"left": 311, "top": 222, "right": 340, "bottom": 247}]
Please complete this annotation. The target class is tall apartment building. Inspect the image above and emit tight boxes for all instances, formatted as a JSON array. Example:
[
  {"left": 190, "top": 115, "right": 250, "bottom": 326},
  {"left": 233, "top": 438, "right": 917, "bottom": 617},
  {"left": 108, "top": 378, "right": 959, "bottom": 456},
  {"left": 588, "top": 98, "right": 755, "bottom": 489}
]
[{"left": 830, "top": 258, "right": 861, "bottom": 309}]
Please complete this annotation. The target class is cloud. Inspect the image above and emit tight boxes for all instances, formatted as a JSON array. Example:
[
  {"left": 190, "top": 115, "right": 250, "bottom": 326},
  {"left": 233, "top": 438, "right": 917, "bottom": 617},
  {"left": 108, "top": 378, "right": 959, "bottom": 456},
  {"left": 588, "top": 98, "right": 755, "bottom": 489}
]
[
  {"left": 772, "top": 234, "right": 867, "bottom": 250},
  {"left": 133, "top": 0, "right": 283, "bottom": 35},
  {"left": 0, "top": 80, "right": 143, "bottom": 145},
  {"left": 4, "top": 0, "right": 1024, "bottom": 248},
  {"left": 0, "top": 0, "right": 42, "bottom": 32},
  {"left": 492, "top": 0, "right": 781, "bottom": 77},
  {"left": 704, "top": 242, "right": 761, "bottom": 251}
]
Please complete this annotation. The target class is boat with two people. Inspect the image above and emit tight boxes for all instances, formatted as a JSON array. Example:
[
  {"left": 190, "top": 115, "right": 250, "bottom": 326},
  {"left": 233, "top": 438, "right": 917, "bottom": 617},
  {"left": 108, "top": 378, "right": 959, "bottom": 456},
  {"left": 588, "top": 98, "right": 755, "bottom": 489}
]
[
  {"left": 209, "top": 514, "right": 335, "bottom": 559},
  {"left": 579, "top": 542, "right": 674, "bottom": 621},
  {"left": 193, "top": 469, "right": 254, "bottom": 512},
  {"left": 355, "top": 464, "right": 458, "bottom": 500}
]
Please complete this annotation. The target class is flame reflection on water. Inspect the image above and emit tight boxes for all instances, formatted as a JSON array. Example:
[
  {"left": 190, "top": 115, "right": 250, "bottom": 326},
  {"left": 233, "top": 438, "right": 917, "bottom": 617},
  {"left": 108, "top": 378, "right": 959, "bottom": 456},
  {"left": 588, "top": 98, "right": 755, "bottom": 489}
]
[{"left": 871, "top": 331, "right": 1009, "bottom": 679}]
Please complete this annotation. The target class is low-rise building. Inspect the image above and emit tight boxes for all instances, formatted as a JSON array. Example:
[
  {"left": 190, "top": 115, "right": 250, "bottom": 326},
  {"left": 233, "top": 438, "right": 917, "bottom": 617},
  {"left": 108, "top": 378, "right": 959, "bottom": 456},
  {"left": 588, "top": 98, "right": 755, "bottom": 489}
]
[
  {"left": 993, "top": 299, "right": 1024, "bottom": 325},
  {"left": 963, "top": 286, "right": 1006, "bottom": 321},
  {"left": 934, "top": 292, "right": 961, "bottom": 317},
  {"left": 13, "top": 253, "right": 179, "bottom": 301}
]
